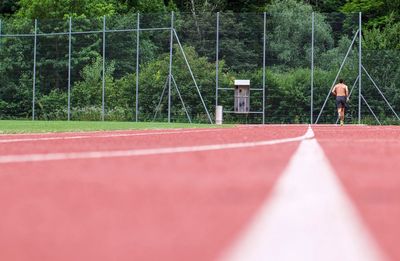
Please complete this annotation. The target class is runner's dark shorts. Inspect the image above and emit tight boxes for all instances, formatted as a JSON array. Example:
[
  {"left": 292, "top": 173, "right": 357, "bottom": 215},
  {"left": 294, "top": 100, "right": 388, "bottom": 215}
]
[{"left": 336, "top": 96, "right": 347, "bottom": 109}]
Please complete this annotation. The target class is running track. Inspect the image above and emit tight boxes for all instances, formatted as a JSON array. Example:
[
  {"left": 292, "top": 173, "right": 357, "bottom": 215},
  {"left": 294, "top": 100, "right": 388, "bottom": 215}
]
[{"left": 0, "top": 125, "right": 399, "bottom": 261}]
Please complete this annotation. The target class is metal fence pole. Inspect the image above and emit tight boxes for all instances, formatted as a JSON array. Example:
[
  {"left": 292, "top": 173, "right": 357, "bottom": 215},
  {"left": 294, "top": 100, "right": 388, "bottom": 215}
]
[
  {"left": 135, "top": 13, "right": 140, "bottom": 122},
  {"left": 32, "top": 19, "right": 37, "bottom": 121},
  {"left": 262, "top": 12, "right": 266, "bottom": 124},
  {"left": 67, "top": 17, "right": 72, "bottom": 121},
  {"left": 358, "top": 12, "right": 362, "bottom": 124},
  {"left": 311, "top": 12, "right": 315, "bottom": 124},
  {"left": 0, "top": 19, "right": 2, "bottom": 73},
  {"left": 168, "top": 11, "right": 174, "bottom": 123},
  {"left": 102, "top": 16, "right": 106, "bottom": 121},
  {"left": 215, "top": 12, "right": 219, "bottom": 111},
  {"left": 0, "top": 19, "right": 2, "bottom": 50}
]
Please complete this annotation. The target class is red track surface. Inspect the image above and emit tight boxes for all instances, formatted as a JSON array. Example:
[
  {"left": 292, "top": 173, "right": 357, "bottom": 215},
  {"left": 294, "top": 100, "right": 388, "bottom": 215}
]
[
  {"left": 314, "top": 126, "right": 400, "bottom": 261},
  {"left": 1, "top": 125, "right": 399, "bottom": 261},
  {"left": 0, "top": 126, "right": 305, "bottom": 261}
]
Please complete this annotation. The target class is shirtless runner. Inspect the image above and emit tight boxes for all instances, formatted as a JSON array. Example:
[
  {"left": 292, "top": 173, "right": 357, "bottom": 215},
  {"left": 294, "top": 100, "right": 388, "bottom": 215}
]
[{"left": 332, "top": 79, "right": 349, "bottom": 126}]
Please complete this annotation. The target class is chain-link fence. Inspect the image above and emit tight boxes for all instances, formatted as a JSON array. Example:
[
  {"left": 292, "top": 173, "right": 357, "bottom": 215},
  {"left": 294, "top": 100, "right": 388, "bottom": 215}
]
[{"left": 0, "top": 12, "right": 399, "bottom": 124}]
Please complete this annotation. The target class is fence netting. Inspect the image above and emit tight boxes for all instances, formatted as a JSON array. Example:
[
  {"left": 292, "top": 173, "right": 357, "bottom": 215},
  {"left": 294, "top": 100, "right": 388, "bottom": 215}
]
[{"left": 0, "top": 12, "right": 399, "bottom": 124}]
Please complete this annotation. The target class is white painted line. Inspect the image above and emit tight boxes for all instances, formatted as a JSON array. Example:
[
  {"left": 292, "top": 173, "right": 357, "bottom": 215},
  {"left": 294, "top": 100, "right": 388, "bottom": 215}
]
[
  {"left": 221, "top": 126, "right": 386, "bottom": 261},
  {"left": 0, "top": 128, "right": 227, "bottom": 143},
  {"left": 0, "top": 132, "right": 309, "bottom": 164}
]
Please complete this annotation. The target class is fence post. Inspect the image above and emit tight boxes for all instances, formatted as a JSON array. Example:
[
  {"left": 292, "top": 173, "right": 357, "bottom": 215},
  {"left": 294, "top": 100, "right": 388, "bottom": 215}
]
[
  {"left": 0, "top": 19, "right": 2, "bottom": 51},
  {"left": 263, "top": 12, "right": 266, "bottom": 124},
  {"left": 0, "top": 19, "right": 2, "bottom": 81},
  {"left": 102, "top": 16, "right": 106, "bottom": 121},
  {"left": 32, "top": 19, "right": 37, "bottom": 121},
  {"left": 215, "top": 12, "right": 219, "bottom": 111},
  {"left": 358, "top": 12, "right": 362, "bottom": 124},
  {"left": 135, "top": 13, "right": 140, "bottom": 122},
  {"left": 168, "top": 11, "right": 174, "bottom": 123},
  {"left": 68, "top": 17, "right": 72, "bottom": 121},
  {"left": 311, "top": 12, "right": 315, "bottom": 124}
]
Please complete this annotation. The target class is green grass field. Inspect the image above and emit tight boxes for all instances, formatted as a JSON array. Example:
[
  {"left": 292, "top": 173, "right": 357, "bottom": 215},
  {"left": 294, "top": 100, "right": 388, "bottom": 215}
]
[{"left": 0, "top": 120, "right": 226, "bottom": 134}]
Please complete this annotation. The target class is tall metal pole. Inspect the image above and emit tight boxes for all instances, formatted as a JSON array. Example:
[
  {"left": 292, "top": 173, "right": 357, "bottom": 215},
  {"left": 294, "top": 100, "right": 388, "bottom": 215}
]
[
  {"left": 102, "top": 16, "right": 106, "bottom": 121},
  {"left": 32, "top": 19, "right": 37, "bottom": 121},
  {"left": 262, "top": 12, "right": 266, "bottom": 125},
  {"left": 358, "top": 12, "right": 362, "bottom": 124},
  {"left": 215, "top": 12, "right": 220, "bottom": 110},
  {"left": 168, "top": 11, "right": 174, "bottom": 123},
  {"left": 67, "top": 17, "right": 72, "bottom": 121},
  {"left": 311, "top": 12, "right": 315, "bottom": 124},
  {"left": 0, "top": 19, "right": 2, "bottom": 50},
  {"left": 0, "top": 19, "right": 2, "bottom": 69},
  {"left": 135, "top": 13, "right": 140, "bottom": 122}
]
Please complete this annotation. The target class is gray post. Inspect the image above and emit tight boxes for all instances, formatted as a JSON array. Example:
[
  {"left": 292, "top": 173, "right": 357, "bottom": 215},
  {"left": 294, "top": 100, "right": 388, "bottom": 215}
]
[
  {"left": 215, "top": 12, "right": 219, "bottom": 110},
  {"left": 102, "top": 16, "right": 106, "bottom": 121},
  {"left": 358, "top": 12, "right": 362, "bottom": 124},
  {"left": 67, "top": 17, "right": 72, "bottom": 121},
  {"left": 311, "top": 12, "right": 315, "bottom": 124},
  {"left": 0, "top": 19, "right": 2, "bottom": 66},
  {"left": 168, "top": 11, "right": 174, "bottom": 123},
  {"left": 32, "top": 19, "right": 38, "bottom": 121},
  {"left": 262, "top": 12, "right": 266, "bottom": 124},
  {"left": 135, "top": 13, "right": 140, "bottom": 122},
  {"left": 0, "top": 19, "right": 2, "bottom": 50}
]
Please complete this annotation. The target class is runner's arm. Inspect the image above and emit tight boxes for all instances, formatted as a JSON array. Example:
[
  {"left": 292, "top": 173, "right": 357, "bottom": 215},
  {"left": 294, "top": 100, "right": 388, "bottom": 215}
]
[{"left": 332, "top": 86, "right": 337, "bottom": 96}]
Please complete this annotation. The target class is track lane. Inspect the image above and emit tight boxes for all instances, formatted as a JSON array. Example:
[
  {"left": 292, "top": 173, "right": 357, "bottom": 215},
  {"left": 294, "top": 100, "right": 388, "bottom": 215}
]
[
  {"left": 0, "top": 125, "right": 306, "bottom": 261},
  {"left": 314, "top": 125, "right": 400, "bottom": 261},
  {"left": 0, "top": 126, "right": 306, "bottom": 156}
]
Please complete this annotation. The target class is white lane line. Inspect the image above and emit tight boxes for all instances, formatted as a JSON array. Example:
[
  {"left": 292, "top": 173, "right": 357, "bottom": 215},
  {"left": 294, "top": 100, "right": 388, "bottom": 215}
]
[
  {"left": 221, "top": 126, "right": 386, "bottom": 261},
  {"left": 0, "top": 131, "right": 310, "bottom": 164},
  {"left": 0, "top": 129, "right": 227, "bottom": 143}
]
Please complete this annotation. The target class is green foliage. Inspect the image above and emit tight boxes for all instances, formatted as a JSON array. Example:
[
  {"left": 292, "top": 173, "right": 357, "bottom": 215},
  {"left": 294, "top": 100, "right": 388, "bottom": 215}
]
[
  {"left": 37, "top": 89, "right": 67, "bottom": 120},
  {"left": 341, "top": 0, "right": 400, "bottom": 28},
  {"left": 311, "top": 0, "right": 347, "bottom": 13},
  {"left": 136, "top": 44, "right": 220, "bottom": 122},
  {"left": 364, "top": 20, "right": 400, "bottom": 50},
  {"left": 0, "top": 0, "right": 19, "bottom": 17},
  {"left": 17, "top": 0, "right": 121, "bottom": 19},
  {"left": 265, "top": 68, "right": 310, "bottom": 123},
  {"left": 136, "top": 0, "right": 168, "bottom": 13},
  {"left": 266, "top": 0, "right": 334, "bottom": 68}
]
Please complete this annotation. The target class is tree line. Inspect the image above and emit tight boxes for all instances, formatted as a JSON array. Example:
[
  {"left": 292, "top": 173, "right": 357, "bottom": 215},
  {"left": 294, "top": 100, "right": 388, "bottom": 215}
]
[{"left": 1, "top": 0, "right": 399, "bottom": 124}]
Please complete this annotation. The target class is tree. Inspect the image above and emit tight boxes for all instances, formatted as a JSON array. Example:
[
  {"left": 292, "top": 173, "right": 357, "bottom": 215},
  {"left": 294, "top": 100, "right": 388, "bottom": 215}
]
[
  {"left": 266, "top": 0, "right": 334, "bottom": 68},
  {"left": 0, "top": 0, "right": 19, "bottom": 17},
  {"left": 341, "top": 0, "right": 400, "bottom": 28},
  {"left": 16, "top": 0, "right": 121, "bottom": 19},
  {"left": 307, "top": 0, "right": 347, "bottom": 13}
]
